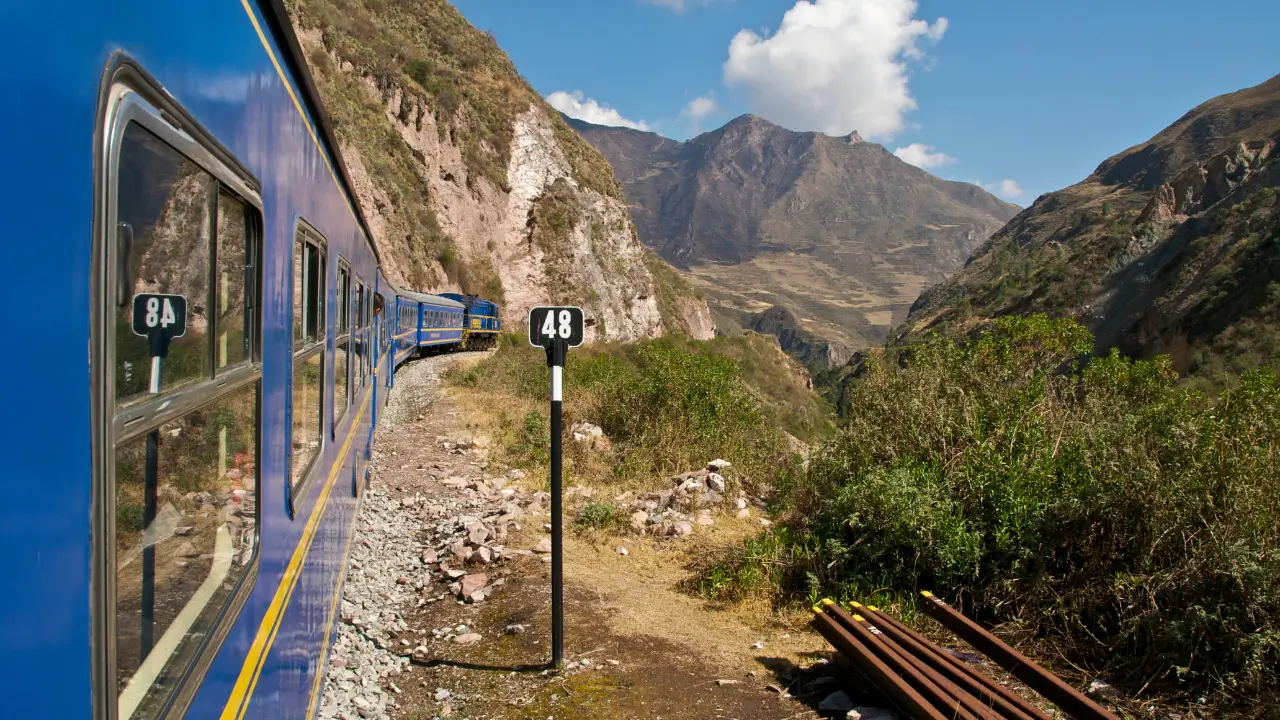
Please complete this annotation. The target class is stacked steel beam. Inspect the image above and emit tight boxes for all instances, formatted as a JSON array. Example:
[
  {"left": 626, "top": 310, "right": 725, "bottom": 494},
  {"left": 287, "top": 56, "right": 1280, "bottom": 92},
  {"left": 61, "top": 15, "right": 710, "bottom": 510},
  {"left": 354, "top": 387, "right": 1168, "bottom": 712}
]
[{"left": 810, "top": 595, "right": 1120, "bottom": 720}]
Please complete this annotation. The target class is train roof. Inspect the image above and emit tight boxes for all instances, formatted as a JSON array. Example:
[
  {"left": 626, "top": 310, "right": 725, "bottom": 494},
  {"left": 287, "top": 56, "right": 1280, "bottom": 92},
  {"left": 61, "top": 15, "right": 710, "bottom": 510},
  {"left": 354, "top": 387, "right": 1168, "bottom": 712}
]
[
  {"left": 439, "top": 292, "right": 497, "bottom": 310},
  {"left": 395, "top": 289, "right": 465, "bottom": 308}
]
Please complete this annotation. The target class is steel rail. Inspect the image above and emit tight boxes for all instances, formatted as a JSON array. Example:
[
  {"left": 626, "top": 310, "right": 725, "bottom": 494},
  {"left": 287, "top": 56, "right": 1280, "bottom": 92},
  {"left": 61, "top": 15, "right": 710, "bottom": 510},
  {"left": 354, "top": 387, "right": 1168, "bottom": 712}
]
[
  {"left": 821, "top": 601, "right": 996, "bottom": 720},
  {"left": 810, "top": 607, "right": 950, "bottom": 720},
  {"left": 920, "top": 592, "right": 1120, "bottom": 720},
  {"left": 855, "top": 603, "right": 1051, "bottom": 720}
]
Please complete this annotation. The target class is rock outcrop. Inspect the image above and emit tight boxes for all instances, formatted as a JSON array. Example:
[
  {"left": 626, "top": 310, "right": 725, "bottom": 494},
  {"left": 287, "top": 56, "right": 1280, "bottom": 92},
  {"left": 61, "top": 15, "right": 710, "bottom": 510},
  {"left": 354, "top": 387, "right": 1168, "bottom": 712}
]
[
  {"left": 1137, "top": 139, "right": 1275, "bottom": 223},
  {"left": 290, "top": 0, "right": 712, "bottom": 342}
]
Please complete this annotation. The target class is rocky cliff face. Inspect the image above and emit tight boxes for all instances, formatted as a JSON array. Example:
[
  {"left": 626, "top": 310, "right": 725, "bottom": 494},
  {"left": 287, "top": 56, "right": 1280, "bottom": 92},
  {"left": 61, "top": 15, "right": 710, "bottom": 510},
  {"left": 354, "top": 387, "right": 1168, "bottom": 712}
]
[
  {"left": 900, "top": 73, "right": 1280, "bottom": 383},
  {"left": 568, "top": 113, "right": 1020, "bottom": 352},
  {"left": 288, "top": 0, "right": 712, "bottom": 342},
  {"left": 749, "top": 306, "right": 850, "bottom": 372}
]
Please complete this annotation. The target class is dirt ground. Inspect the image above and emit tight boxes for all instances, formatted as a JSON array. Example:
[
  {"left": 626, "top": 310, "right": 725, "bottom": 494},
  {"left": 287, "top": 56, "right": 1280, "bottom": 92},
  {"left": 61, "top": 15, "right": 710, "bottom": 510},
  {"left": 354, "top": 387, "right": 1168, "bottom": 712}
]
[{"left": 350, "top": 352, "right": 884, "bottom": 720}]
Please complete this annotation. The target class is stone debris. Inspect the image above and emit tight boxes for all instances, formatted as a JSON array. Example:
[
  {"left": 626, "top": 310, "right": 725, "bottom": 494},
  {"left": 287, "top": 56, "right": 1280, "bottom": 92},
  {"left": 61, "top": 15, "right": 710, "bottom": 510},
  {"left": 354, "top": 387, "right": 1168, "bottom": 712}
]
[
  {"left": 594, "top": 457, "right": 776, "bottom": 539},
  {"left": 615, "top": 546, "right": 629, "bottom": 556},
  {"left": 1087, "top": 678, "right": 1120, "bottom": 700},
  {"left": 819, "top": 690, "right": 855, "bottom": 713},
  {"left": 534, "top": 537, "right": 552, "bottom": 554},
  {"left": 317, "top": 355, "right": 541, "bottom": 720}
]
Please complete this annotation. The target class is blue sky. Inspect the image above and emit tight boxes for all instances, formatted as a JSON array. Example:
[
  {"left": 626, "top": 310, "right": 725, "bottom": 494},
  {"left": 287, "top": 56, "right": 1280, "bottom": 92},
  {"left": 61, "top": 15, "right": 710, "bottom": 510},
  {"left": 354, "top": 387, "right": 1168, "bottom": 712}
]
[{"left": 450, "top": 0, "right": 1279, "bottom": 204}]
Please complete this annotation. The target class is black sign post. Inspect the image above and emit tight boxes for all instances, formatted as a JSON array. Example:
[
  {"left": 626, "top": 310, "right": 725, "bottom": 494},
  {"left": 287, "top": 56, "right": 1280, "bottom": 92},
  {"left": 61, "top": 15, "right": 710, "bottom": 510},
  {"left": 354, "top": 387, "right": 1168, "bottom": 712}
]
[
  {"left": 528, "top": 306, "right": 584, "bottom": 670},
  {"left": 130, "top": 293, "right": 187, "bottom": 661}
]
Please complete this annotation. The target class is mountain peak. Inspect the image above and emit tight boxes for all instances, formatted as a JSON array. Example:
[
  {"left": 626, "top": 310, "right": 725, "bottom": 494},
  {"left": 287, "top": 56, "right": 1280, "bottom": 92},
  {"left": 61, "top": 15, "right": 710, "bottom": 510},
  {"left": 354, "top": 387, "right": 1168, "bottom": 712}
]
[{"left": 568, "top": 112, "right": 1021, "bottom": 350}]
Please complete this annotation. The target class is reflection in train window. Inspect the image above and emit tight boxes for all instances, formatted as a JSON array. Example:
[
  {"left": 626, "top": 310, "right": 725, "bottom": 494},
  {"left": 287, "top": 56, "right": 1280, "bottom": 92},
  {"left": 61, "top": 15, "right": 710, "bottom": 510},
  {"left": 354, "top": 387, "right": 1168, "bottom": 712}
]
[
  {"left": 114, "top": 384, "right": 258, "bottom": 719},
  {"left": 114, "top": 123, "right": 214, "bottom": 405},
  {"left": 334, "top": 261, "right": 350, "bottom": 428},
  {"left": 215, "top": 193, "right": 252, "bottom": 371},
  {"left": 107, "top": 112, "right": 262, "bottom": 720}
]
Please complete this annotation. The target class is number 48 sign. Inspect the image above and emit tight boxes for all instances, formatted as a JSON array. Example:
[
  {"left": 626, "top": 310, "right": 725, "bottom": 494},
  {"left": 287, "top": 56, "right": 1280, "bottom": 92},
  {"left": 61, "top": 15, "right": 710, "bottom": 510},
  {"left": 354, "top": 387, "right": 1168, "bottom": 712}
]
[
  {"left": 131, "top": 293, "right": 188, "bottom": 358},
  {"left": 527, "top": 306, "right": 584, "bottom": 348}
]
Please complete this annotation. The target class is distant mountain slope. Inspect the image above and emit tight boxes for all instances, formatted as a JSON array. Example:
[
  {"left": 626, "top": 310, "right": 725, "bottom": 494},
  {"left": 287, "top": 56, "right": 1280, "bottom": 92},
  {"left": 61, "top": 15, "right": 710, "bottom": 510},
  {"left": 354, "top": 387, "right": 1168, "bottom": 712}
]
[
  {"left": 567, "top": 114, "right": 1020, "bottom": 354},
  {"left": 900, "top": 73, "right": 1280, "bottom": 383}
]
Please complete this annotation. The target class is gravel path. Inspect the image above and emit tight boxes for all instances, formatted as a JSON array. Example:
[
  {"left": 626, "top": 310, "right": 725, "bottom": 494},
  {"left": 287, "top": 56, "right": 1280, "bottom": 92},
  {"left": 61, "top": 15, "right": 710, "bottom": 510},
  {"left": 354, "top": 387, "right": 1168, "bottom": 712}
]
[{"left": 316, "top": 351, "right": 544, "bottom": 720}]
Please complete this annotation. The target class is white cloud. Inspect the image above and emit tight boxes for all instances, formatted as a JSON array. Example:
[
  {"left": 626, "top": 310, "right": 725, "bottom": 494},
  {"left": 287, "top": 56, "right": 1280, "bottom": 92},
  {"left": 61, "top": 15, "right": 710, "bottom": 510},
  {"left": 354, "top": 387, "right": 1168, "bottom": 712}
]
[
  {"left": 641, "top": 0, "right": 708, "bottom": 11},
  {"left": 978, "top": 179, "right": 1024, "bottom": 201},
  {"left": 893, "top": 143, "right": 955, "bottom": 169},
  {"left": 546, "top": 90, "right": 651, "bottom": 131},
  {"left": 683, "top": 95, "right": 718, "bottom": 121},
  {"left": 722, "top": 0, "right": 947, "bottom": 139}
]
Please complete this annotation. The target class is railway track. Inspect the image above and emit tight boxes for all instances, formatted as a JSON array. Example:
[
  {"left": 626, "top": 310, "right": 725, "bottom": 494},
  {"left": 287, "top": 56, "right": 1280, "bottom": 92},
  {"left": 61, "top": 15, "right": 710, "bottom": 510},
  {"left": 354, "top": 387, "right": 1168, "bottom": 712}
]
[{"left": 812, "top": 595, "right": 1120, "bottom": 720}]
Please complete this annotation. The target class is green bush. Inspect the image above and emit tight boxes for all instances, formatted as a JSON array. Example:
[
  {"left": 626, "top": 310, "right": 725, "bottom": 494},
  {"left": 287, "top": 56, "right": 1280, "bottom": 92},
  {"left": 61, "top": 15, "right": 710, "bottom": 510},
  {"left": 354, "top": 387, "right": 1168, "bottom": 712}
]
[
  {"left": 448, "top": 334, "right": 804, "bottom": 486},
  {"left": 573, "top": 501, "right": 619, "bottom": 532},
  {"left": 704, "top": 315, "right": 1280, "bottom": 700}
]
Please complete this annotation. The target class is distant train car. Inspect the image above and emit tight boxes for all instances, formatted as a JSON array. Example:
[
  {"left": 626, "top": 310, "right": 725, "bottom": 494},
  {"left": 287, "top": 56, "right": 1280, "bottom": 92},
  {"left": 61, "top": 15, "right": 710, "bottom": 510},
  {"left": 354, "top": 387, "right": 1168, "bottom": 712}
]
[
  {"left": 440, "top": 293, "right": 502, "bottom": 349},
  {"left": 0, "top": 1, "right": 498, "bottom": 719},
  {"left": 401, "top": 290, "right": 466, "bottom": 354}
]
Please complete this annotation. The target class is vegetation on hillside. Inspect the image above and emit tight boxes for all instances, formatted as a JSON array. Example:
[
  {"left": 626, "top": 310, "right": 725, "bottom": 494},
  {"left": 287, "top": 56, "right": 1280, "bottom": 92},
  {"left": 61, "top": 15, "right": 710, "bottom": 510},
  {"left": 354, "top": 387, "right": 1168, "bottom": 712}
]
[
  {"left": 447, "top": 333, "right": 825, "bottom": 492},
  {"left": 700, "top": 315, "right": 1280, "bottom": 704},
  {"left": 900, "top": 75, "right": 1280, "bottom": 392}
]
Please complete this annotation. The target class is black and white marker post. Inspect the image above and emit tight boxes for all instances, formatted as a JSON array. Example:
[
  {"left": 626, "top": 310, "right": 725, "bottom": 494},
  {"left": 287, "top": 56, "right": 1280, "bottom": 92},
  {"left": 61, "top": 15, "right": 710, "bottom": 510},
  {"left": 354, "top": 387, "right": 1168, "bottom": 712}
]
[
  {"left": 527, "top": 306, "right": 584, "bottom": 670},
  {"left": 131, "top": 292, "right": 187, "bottom": 661}
]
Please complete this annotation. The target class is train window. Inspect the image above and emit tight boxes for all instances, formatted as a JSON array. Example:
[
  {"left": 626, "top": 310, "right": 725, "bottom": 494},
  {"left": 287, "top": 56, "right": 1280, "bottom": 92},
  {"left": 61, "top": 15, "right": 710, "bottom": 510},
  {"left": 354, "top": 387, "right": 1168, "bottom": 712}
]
[
  {"left": 113, "top": 124, "right": 214, "bottom": 405},
  {"left": 216, "top": 193, "right": 253, "bottom": 370},
  {"left": 292, "top": 225, "right": 326, "bottom": 490},
  {"left": 353, "top": 279, "right": 364, "bottom": 389},
  {"left": 334, "top": 262, "right": 351, "bottom": 429},
  {"left": 103, "top": 87, "right": 262, "bottom": 720},
  {"left": 114, "top": 383, "right": 258, "bottom": 719}
]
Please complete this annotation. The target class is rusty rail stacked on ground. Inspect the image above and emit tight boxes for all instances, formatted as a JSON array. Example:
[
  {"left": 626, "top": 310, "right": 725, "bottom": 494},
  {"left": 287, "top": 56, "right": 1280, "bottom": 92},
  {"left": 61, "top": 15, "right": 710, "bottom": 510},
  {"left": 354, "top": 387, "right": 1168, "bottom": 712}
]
[{"left": 810, "top": 595, "right": 1121, "bottom": 720}]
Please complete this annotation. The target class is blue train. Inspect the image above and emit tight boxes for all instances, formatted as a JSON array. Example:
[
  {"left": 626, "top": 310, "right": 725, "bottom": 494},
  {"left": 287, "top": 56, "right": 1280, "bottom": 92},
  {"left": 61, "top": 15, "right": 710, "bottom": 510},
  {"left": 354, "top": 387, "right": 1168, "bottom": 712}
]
[{"left": 0, "top": 1, "right": 501, "bottom": 718}]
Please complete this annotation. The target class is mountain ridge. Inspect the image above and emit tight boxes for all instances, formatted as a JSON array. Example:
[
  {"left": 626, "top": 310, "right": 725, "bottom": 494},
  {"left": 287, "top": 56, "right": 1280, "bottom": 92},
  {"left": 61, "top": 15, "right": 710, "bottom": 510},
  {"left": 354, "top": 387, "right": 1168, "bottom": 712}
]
[
  {"left": 567, "top": 111, "right": 1020, "bottom": 357},
  {"left": 899, "top": 72, "right": 1280, "bottom": 385}
]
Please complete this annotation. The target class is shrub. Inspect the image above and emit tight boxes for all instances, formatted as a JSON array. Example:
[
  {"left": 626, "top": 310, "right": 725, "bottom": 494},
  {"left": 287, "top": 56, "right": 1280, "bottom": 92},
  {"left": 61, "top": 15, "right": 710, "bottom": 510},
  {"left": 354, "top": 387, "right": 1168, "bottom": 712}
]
[
  {"left": 447, "top": 334, "right": 807, "bottom": 488},
  {"left": 704, "top": 315, "right": 1280, "bottom": 700},
  {"left": 573, "top": 502, "right": 618, "bottom": 532}
]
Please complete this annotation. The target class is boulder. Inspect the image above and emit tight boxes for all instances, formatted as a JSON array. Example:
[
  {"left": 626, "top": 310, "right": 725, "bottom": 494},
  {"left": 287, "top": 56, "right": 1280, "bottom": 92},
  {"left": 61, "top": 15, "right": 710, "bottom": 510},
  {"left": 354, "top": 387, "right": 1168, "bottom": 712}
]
[
  {"left": 629, "top": 511, "right": 649, "bottom": 531},
  {"left": 459, "top": 573, "right": 488, "bottom": 597},
  {"left": 819, "top": 691, "right": 854, "bottom": 713},
  {"left": 466, "top": 523, "right": 490, "bottom": 545}
]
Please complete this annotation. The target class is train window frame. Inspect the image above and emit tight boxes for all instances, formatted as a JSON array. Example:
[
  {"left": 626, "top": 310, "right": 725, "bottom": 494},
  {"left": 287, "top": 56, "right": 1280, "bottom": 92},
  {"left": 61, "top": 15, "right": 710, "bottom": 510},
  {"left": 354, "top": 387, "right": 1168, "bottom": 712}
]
[
  {"left": 334, "top": 258, "right": 352, "bottom": 434},
  {"left": 290, "top": 220, "right": 328, "bottom": 504},
  {"left": 93, "top": 64, "right": 263, "bottom": 720}
]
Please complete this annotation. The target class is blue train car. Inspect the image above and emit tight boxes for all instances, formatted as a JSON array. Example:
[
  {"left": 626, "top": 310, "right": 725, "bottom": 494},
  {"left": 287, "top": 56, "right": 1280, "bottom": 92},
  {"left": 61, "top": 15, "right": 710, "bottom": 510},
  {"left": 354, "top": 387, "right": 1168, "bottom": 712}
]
[
  {"left": 404, "top": 291, "right": 466, "bottom": 353},
  {"left": 0, "top": 1, "right": 496, "bottom": 718},
  {"left": 440, "top": 293, "right": 503, "bottom": 349}
]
